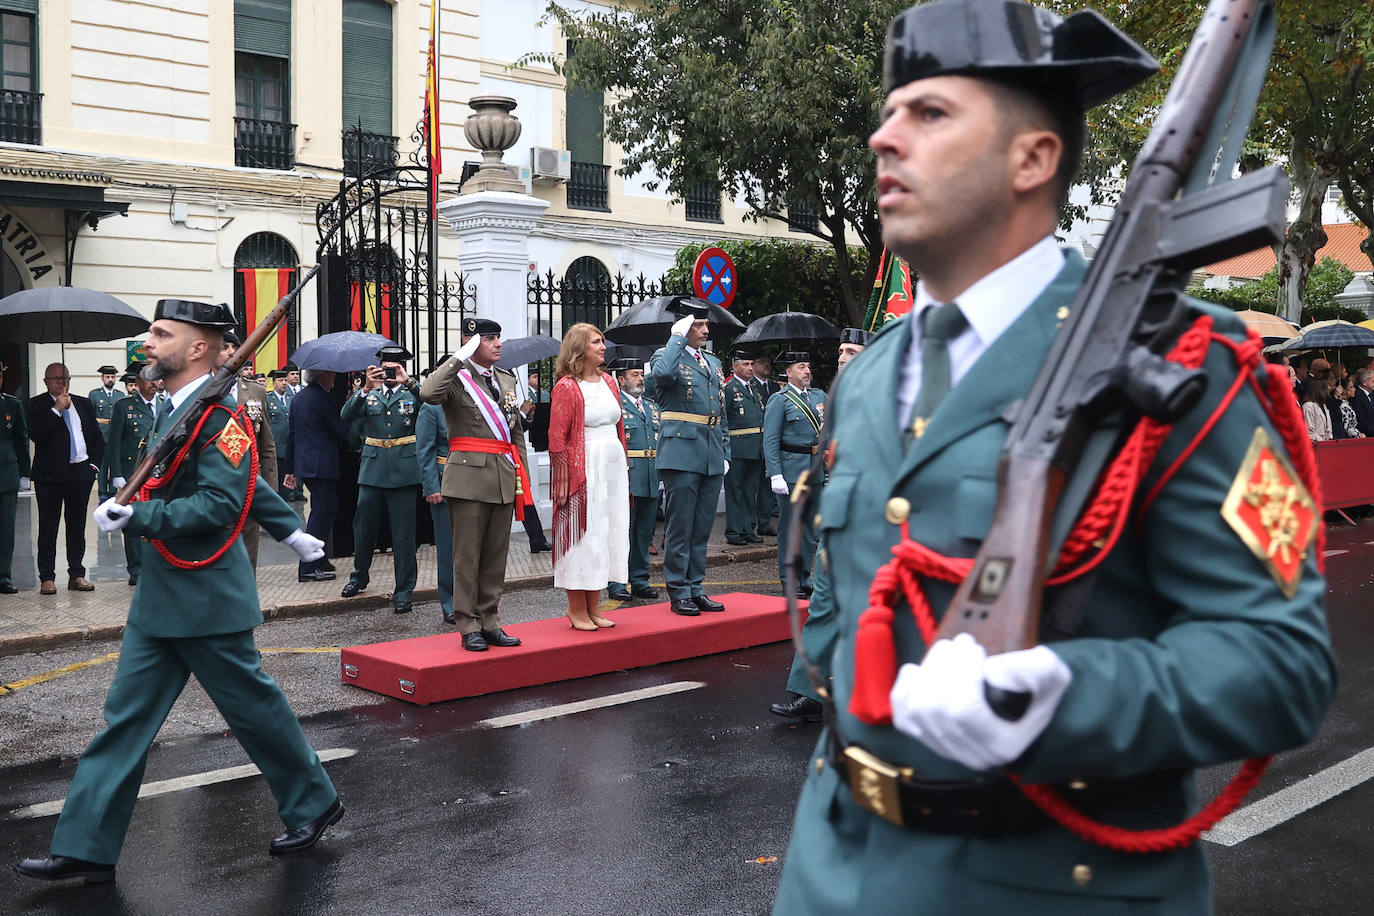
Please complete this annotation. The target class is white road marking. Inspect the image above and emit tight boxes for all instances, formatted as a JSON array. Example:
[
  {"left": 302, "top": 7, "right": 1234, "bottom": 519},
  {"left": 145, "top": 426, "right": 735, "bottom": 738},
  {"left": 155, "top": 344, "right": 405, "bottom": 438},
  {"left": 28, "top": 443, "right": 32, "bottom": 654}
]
[
  {"left": 481, "top": 681, "right": 706, "bottom": 729},
  {"left": 1202, "top": 748, "right": 1374, "bottom": 846},
  {"left": 11, "top": 748, "right": 357, "bottom": 820},
  {"left": 1323, "top": 549, "right": 1349, "bottom": 558}
]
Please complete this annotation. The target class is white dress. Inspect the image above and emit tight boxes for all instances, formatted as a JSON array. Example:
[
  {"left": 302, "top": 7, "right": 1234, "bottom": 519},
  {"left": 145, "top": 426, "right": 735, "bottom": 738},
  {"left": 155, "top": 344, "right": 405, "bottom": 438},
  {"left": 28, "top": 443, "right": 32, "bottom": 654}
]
[{"left": 554, "top": 379, "right": 630, "bottom": 590}]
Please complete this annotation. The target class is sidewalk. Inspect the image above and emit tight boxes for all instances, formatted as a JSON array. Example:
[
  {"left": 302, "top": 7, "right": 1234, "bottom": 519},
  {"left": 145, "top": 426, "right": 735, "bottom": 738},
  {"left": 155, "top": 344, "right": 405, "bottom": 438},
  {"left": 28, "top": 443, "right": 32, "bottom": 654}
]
[{"left": 0, "top": 490, "right": 775, "bottom": 653}]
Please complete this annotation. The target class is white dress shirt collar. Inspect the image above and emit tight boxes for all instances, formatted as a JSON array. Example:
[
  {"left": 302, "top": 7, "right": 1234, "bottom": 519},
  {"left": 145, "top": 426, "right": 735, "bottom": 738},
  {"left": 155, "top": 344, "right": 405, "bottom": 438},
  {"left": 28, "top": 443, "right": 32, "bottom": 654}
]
[
  {"left": 911, "top": 235, "right": 1064, "bottom": 347},
  {"left": 168, "top": 374, "right": 212, "bottom": 411}
]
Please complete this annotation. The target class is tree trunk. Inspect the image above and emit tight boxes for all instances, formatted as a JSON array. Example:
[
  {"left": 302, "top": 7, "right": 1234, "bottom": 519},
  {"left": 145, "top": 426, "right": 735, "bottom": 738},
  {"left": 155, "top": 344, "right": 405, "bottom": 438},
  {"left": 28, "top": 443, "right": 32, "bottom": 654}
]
[{"left": 1276, "top": 141, "right": 1332, "bottom": 323}]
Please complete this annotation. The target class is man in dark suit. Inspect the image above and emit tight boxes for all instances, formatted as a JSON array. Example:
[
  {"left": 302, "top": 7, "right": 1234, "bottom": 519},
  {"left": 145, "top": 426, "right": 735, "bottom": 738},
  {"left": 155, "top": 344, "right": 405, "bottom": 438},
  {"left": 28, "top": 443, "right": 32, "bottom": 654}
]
[
  {"left": 283, "top": 370, "right": 352, "bottom": 582},
  {"left": 1352, "top": 369, "right": 1374, "bottom": 437},
  {"left": 27, "top": 363, "right": 104, "bottom": 595}
]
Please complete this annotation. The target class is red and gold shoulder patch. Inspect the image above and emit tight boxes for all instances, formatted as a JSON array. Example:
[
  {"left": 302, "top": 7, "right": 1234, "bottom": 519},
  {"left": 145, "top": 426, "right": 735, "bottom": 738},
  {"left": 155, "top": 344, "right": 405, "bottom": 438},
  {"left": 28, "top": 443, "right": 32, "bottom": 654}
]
[
  {"left": 215, "top": 415, "right": 252, "bottom": 468},
  {"left": 1221, "top": 427, "right": 1318, "bottom": 599}
]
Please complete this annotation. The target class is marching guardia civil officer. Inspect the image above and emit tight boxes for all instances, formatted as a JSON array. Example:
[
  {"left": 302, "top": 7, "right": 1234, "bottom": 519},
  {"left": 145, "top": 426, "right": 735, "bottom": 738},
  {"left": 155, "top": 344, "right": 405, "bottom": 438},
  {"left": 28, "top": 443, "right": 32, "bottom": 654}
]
[
  {"left": 0, "top": 365, "right": 29, "bottom": 595},
  {"left": 100, "top": 361, "right": 157, "bottom": 586},
  {"left": 723, "top": 349, "right": 768, "bottom": 545},
  {"left": 607, "top": 357, "right": 661, "bottom": 602},
  {"left": 341, "top": 345, "right": 422, "bottom": 614},
  {"left": 773, "top": 1, "right": 1335, "bottom": 912},
  {"left": 417, "top": 357, "right": 455, "bottom": 625},
  {"left": 650, "top": 300, "right": 731, "bottom": 616},
  {"left": 16, "top": 299, "right": 340, "bottom": 886},
  {"left": 763, "top": 352, "right": 826, "bottom": 598}
]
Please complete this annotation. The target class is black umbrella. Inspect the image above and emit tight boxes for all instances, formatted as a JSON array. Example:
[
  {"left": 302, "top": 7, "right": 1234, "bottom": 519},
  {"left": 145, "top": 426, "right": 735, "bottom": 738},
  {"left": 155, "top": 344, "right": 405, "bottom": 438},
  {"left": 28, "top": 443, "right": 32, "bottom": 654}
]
[
  {"left": 0, "top": 287, "right": 149, "bottom": 343},
  {"left": 1281, "top": 321, "right": 1374, "bottom": 350},
  {"left": 495, "top": 335, "right": 561, "bottom": 369},
  {"left": 604, "top": 295, "right": 745, "bottom": 347},
  {"left": 734, "top": 311, "right": 841, "bottom": 347},
  {"left": 289, "top": 331, "right": 396, "bottom": 373}
]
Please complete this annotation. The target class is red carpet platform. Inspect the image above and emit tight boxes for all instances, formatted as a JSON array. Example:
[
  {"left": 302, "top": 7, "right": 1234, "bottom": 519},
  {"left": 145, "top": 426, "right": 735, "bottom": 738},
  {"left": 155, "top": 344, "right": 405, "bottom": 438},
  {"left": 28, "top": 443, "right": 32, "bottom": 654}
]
[{"left": 340, "top": 592, "right": 806, "bottom": 705}]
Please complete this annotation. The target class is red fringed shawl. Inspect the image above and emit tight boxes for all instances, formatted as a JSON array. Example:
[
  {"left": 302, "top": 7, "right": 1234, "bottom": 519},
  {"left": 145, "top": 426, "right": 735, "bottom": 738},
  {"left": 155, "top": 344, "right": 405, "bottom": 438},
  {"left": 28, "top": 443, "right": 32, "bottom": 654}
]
[{"left": 549, "top": 373, "right": 627, "bottom": 565}]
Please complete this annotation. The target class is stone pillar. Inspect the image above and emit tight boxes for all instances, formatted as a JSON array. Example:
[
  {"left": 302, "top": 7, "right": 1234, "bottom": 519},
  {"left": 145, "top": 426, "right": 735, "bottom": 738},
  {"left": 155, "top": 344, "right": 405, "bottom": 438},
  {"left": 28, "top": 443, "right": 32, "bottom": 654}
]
[{"left": 440, "top": 191, "right": 548, "bottom": 337}]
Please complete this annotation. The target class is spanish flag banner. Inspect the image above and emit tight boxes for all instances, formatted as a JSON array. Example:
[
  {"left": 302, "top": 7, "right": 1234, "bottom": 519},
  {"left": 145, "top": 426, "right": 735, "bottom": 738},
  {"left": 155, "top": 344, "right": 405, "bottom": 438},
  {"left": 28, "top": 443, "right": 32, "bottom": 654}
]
[
  {"left": 862, "top": 248, "right": 915, "bottom": 332},
  {"left": 237, "top": 267, "right": 294, "bottom": 370},
  {"left": 350, "top": 281, "right": 394, "bottom": 338},
  {"left": 423, "top": 0, "right": 442, "bottom": 216}
]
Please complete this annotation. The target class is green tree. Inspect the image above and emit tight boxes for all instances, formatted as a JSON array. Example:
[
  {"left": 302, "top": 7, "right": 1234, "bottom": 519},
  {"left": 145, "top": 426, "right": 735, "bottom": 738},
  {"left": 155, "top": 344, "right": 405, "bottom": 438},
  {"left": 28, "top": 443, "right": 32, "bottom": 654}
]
[{"left": 1187, "top": 257, "right": 1360, "bottom": 323}]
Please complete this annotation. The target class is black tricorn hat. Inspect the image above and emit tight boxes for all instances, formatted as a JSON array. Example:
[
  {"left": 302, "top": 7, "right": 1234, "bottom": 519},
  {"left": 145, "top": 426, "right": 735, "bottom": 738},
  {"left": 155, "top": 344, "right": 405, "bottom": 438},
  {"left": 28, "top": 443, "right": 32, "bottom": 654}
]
[
  {"left": 839, "top": 328, "right": 871, "bottom": 346},
  {"left": 268, "top": 369, "right": 288, "bottom": 379},
  {"left": 153, "top": 299, "right": 237, "bottom": 330},
  {"left": 730, "top": 347, "right": 757, "bottom": 361},
  {"left": 884, "top": 0, "right": 1158, "bottom": 109},
  {"left": 667, "top": 297, "right": 711, "bottom": 320},
  {"left": 376, "top": 345, "right": 414, "bottom": 362},
  {"left": 607, "top": 357, "right": 643, "bottom": 373},
  {"left": 97, "top": 364, "right": 118, "bottom": 375},
  {"left": 461, "top": 317, "right": 502, "bottom": 337},
  {"left": 125, "top": 359, "right": 146, "bottom": 373},
  {"left": 222, "top": 329, "right": 242, "bottom": 347},
  {"left": 120, "top": 373, "right": 137, "bottom": 384},
  {"left": 775, "top": 351, "right": 811, "bottom": 367},
  {"left": 285, "top": 362, "right": 299, "bottom": 372}
]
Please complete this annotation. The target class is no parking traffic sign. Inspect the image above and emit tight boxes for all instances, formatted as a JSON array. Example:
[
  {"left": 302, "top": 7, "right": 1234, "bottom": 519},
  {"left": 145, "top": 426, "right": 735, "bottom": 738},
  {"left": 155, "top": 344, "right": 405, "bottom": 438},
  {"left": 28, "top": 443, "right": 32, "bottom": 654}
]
[{"left": 692, "top": 247, "right": 737, "bottom": 309}]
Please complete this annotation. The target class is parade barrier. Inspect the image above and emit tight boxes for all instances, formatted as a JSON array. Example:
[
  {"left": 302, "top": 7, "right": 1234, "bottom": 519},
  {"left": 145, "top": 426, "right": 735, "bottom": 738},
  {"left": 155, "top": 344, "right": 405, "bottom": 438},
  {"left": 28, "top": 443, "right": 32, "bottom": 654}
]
[
  {"left": 1314, "top": 438, "right": 1374, "bottom": 511},
  {"left": 339, "top": 592, "right": 807, "bottom": 705}
]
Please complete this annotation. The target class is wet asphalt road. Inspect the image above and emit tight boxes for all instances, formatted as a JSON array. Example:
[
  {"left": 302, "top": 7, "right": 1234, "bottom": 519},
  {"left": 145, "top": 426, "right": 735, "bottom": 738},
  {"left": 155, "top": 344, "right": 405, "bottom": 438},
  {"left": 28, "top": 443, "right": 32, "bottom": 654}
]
[{"left": 2, "top": 532, "right": 1374, "bottom": 913}]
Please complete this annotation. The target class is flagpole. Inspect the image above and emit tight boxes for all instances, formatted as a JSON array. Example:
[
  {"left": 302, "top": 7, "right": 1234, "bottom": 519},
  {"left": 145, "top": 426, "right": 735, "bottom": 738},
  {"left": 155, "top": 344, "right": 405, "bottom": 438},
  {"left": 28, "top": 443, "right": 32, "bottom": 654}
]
[{"left": 426, "top": 0, "right": 441, "bottom": 362}]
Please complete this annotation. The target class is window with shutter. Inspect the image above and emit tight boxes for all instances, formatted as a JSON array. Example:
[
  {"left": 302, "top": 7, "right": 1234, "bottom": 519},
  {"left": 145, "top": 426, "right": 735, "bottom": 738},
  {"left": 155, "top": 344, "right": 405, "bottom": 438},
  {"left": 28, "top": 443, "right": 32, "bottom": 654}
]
[
  {"left": 564, "top": 41, "right": 603, "bottom": 165},
  {"left": 234, "top": 0, "right": 290, "bottom": 59},
  {"left": 342, "top": 0, "right": 393, "bottom": 138}
]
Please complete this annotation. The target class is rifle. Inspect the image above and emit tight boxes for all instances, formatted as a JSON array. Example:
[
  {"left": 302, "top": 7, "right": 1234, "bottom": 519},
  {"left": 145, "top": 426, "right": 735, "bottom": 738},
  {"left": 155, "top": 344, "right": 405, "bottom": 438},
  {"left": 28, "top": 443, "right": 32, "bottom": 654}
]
[
  {"left": 932, "top": 0, "right": 1287, "bottom": 717},
  {"left": 109, "top": 265, "right": 320, "bottom": 511}
]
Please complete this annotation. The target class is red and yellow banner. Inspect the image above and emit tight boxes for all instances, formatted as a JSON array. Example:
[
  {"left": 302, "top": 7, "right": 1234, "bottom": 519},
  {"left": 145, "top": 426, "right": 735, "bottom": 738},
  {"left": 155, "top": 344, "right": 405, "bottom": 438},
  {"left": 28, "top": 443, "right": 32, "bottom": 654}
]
[
  {"left": 424, "top": 0, "right": 442, "bottom": 215},
  {"left": 350, "top": 281, "right": 393, "bottom": 338},
  {"left": 237, "top": 267, "right": 293, "bottom": 370}
]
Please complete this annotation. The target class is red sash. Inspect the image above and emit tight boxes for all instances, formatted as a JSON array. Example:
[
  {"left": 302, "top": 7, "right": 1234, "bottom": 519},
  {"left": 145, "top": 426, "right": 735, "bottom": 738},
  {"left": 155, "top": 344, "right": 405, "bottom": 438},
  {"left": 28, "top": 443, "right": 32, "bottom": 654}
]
[{"left": 448, "top": 436, "right": 534, "bottom": 520}]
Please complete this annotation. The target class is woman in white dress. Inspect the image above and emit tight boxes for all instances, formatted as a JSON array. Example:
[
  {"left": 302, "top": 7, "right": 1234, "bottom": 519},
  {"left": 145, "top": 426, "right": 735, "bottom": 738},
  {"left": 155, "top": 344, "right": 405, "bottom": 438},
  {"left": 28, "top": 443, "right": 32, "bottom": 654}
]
[{"left": 548, "top": 323, "right": 630, "bottom": 630}]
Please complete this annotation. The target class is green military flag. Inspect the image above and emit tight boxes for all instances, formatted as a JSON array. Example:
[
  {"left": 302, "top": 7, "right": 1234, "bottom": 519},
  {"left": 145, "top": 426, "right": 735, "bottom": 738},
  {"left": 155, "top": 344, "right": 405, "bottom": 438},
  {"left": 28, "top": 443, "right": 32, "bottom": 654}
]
[{"left": 862, "top": 248, "right": 915, "bottom": 332}]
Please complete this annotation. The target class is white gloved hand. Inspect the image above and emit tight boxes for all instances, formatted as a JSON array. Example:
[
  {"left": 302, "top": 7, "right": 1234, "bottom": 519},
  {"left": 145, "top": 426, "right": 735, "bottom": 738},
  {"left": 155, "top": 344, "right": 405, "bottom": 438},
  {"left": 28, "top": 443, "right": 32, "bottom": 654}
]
[
  {"left": 771, "top": 474, "right": 789, "bottom": 495},
  {"left": 670, "top": 315, "right": 695, "bottom": 338},
  {"left": 889, "top": 633, "right": 1072, "bottom": 771},
  {"left": 18, "top": 477, "right": 29, "bottom": 491},
  {"left": 284, "top": 528, "right": 326, "bottom": 563},
  {"left": 456, "top": 332, "right": 482, "bottom": 362},
  {"left": 658, "top": 481, "right": 665, "bottom": 494},
  {"left": 111, "top": 476, "right": 127, "bottom": 489},
  {"left": 95, "top": 498, "right": 133, "bottom": 533},
  {"left": 723, "top": 460, "right": 730, "bottom": 476}
]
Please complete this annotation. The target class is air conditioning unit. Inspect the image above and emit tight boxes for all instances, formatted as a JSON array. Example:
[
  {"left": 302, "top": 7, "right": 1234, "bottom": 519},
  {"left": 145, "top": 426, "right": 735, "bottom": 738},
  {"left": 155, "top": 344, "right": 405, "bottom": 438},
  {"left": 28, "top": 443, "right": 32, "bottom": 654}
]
[
  {"left": 514, "top": 165, "right": 533, "bottom": 195},
  {"left": 531, "top": 147, "right": 571, "bottom": 183}
]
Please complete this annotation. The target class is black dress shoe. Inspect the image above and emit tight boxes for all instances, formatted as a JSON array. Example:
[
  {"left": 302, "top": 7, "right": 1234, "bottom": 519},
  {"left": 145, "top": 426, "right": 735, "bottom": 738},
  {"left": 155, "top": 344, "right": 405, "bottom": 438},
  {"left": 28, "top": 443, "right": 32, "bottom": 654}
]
[
  {"left": 770, "top": 694, "right": 824, "bottom": 723},
  {"left": 318, "top": 560, "right": 337, "bottom": 572},
  {"left": 606, "top": 588, "right": 633, "bottom": 602},
  {"left": 341, "top": 581, "right": 364, "bottom": 597},
  {"left": 269, "top": 798, "right": 344, "bottom": 855},
  {"left": 462, "top": 632, "right": 489, "bottom": 651},
  {"left": 0, "top": 581, "right": 19, "bottom": 594},
  {"left": 298, "top": 570, "right": 336, "bottom": 582},
  {"left": 630, "top": 585, "right": 659, "bottom": 599},
  {"left": 443, "top": 610, "right": 456, "bottom": 625},
  {"left": 394, "top": 600, "right": 412, "bottom": 614},
  {"left": 529, "top": 541, "right": 553, "bottom": 554},
  {"left": 669, "top": 598, "right": 701, "bottom": 616},
  {"left": 725, "top": 536, "right": 750, "bottom": 546},
  {"left": 744, "top": 533, "right": 764, "bottom": 543},
  {"left": 693, "top": 595, "right": 725, "bottom": 613},
  {"left": 481, "top": 628, "right": 521, "bottom": 647},
  {"left": 756, "top": 526, "right": 778, "bottom": 537},
  {"left": 14, "top": 855, "right": 115, "bottom": 884},
  {"left": 796, "top": 584, "right": 814, "bottom": 599}
]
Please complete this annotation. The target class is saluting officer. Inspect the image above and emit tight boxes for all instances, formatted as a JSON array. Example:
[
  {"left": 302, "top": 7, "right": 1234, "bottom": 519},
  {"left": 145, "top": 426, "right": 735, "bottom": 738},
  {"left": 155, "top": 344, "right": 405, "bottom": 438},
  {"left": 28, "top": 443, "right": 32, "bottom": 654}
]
[
  {"left": 417, "top": 356, "right": 455, "bottom": 625},
  {"left": 101, "top": 362, "right": 158, "bottom": 587},
  {"left": 763, "top": 352, "right": 826, "bottom": 597},
  {"left": 650, "top": 300, "right": 731, "bottom": 617},
  {"left": 607, "top": 357, "right": 661, "bottom": 602},
  {"left": 774, "top": 1, "right": 1335, "bottom": 911},
  {"left": 0, "top": 363, "right": 30, "bottom": 595},
  {"left": 341, "top": 345, "right": 422, "bottom": 615},
  {"left": 723, "top": 349, "right": 767, "bottom": 545}
]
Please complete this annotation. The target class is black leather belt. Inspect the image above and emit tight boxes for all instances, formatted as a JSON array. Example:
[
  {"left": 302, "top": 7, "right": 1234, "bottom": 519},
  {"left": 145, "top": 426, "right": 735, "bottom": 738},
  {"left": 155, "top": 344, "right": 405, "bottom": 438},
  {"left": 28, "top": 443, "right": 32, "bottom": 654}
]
[{"left": 782, "top": 442, "right": 819, "bottom": 455}]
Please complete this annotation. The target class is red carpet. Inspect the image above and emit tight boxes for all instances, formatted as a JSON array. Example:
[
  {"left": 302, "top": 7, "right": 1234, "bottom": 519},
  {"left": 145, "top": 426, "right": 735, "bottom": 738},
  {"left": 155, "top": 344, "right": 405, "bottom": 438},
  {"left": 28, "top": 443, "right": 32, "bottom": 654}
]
[{"left": 340, "top": 592, "right": 806, "bottom": 705}]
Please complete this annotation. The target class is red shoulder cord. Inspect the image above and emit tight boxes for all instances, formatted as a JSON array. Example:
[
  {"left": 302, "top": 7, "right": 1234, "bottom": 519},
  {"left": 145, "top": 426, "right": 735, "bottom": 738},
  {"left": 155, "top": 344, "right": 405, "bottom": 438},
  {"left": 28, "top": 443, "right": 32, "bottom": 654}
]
[
  {"left": 135, "top": 404, "right": 258, "bottom": 570},
  {"left": 850, "top": 316, "right": 1325, "bottom": 854}
]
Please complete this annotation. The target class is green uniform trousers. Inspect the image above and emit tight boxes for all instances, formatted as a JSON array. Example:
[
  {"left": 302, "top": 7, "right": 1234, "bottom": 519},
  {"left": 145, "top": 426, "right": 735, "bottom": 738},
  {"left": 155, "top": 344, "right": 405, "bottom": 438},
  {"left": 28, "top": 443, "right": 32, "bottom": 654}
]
[
  {"left": 785, "top": 547, "right": 837, "bottom": 701},
  {"left": 661, "top": 469, "right": 722, "bottom": 601},
  {"left": 49, "top": 623, "right": 338, "bottom": 865},
  {"left": 0, "top": 489, "right": 15, "bottom": 586},
  {"left": 725, "top": 457, "right": 765, "bottom": 538},
  {"left": 428, "top": 500, "right": 453, "bottom": 617},
  {"left": 349, "top": 484, "right": 418, "bottom": 602},
  {"left": 612, "top": 493, "right": 658, "bottom": 593},
  {"left": 775, "top": 489, "right": 818, "bottom": 589}
]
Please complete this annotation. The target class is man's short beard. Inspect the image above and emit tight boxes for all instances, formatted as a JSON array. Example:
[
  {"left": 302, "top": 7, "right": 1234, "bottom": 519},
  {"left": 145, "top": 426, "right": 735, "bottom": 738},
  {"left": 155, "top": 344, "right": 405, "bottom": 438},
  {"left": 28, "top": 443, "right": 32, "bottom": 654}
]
[
  {"left": 622, "top": 381, "right": 645, "bottom": 397},
  {"left": 142, "top": 349, "right": 185, "bottom": 381}
]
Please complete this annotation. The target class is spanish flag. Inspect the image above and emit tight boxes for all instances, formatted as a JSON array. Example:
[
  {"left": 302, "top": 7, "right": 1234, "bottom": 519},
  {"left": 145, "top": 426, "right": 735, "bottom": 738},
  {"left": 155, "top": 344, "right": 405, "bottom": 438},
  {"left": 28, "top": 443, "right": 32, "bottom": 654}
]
[
  {"left": 350, "top": 281, "right": 393, "bottom": 338},
  {"left": 423, "top": 0, "right": 442, "bottom": 216},
  {"left": 862, "top": 248, "right": 915, "bottom": 332},
  {"left": 237, "top": 267, "right": 294, "bottom": 370}
]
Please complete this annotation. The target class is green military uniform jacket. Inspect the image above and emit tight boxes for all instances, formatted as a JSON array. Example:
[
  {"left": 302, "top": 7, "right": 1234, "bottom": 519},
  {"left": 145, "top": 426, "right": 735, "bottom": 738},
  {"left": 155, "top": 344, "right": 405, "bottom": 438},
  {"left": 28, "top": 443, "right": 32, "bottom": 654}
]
[
  {"left": 620, "top": 390, "right": 661, "bottom": 499},
  {"left": 419, "top": 357, "right": 530, "bottom": 505},
  {"left": 776, "top": 251, "right": 1336, "bottom": 913},
  {"left": 724, "top": 375, "right": 766, "bottom": 461},
  {"left": 416, "top": 401, "right": 449, "bottom": 497},
  {"left": 649, "top": 336, "right": 730, "bottom": 474},
  {"left": 124, "top": 381, "right": 264, "bottom": 637},
  {"left": 763, "top": 385, "right": 827, "bottom": 484},
  {"left": 266, "top": 387, "right": 291, "bottom": 450},
  {"left": 101, "top": 394, "right": 155, "bottom": 483},
  {"left": 89, "top": 384, "right": 121, "bottom": 440},
  {"left": 341, "top": 382, "right": 422, "bottom": 489},
  {"left": 0, "top": 391, "right": 30, "bottom": 491}
]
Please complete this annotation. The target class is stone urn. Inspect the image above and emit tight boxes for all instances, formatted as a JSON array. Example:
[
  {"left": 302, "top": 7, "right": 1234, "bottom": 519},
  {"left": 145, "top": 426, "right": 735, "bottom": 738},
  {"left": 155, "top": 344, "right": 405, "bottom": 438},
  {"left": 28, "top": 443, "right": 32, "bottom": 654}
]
[{"left": 462, "top": 95, "right": 526, "bottom": 194}]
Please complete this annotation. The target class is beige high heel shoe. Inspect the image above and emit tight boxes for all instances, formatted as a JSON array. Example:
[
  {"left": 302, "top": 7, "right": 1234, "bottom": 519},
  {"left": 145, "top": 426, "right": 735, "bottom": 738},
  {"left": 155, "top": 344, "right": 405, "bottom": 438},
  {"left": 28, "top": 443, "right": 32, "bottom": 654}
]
[
  {"left": 588, "top": 608, "right": 616, "bottom": 628},
  {"left": 566, "top": 610, "right": 598, "bottom": 631}
]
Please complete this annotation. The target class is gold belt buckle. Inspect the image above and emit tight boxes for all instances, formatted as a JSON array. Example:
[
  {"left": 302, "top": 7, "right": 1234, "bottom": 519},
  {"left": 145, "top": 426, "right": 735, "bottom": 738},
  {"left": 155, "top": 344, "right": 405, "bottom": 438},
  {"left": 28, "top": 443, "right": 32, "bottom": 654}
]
[{"left": 843, "top": 745, "right": 910, "bottom": 827}]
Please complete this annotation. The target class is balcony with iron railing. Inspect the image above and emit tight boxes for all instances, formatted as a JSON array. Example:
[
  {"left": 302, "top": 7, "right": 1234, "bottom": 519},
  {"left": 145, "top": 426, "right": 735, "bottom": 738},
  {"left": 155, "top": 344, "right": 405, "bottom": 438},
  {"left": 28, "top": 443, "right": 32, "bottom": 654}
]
[
  {"left": 567, "top": 161, "right": 611, "bottom": 212},
  {"left": 686, "top": 180, "right": 722, "bottom": 223},
  {"left": 0, "top": 89, "right": 41, "bottom": 145},
  {"left": 342, "top": 129, "right": 399, "bottom": 175},
  {"left": 234, "top": 117, "right": 295, "bottom": 170}
]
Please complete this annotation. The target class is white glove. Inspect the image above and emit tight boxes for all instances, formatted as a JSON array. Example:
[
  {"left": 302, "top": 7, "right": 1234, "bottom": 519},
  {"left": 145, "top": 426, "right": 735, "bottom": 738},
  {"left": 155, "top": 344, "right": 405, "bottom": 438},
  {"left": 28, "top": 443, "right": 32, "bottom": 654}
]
[
  {"left": 889, "top": 633, "right": 1072, "bottom": 771},
  {"left": 18, "top": 477, "right": 29, "bottom": 491},
  {"left": 111, "top": 476, "right": 127, "bottom": 489},
  {"left": 284, "top": 528, "right": 326, "bottom": 563},
  {"left": 456, "top": 332, "right": 482, "bottom": 362},
  {"left": 95, "top": 497, "right": 133, "bottom": 533},
  {"left": 723, "top": 460, "right": 730, "bottom": 476},
  {"left": 670, "top": 315, "right": 694, "bottom": 338},
  {"left": 658, "top": 481, "right": 665, "bottom": 494},
  {"left": 771, "top": 474, "right": 789, "bottom": 495}
]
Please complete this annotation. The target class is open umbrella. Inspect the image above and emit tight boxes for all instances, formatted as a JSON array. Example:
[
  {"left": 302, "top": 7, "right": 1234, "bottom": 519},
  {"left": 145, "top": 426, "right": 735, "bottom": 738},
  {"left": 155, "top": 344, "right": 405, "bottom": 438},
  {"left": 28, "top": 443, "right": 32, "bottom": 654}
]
[
  {"left": 734, "top": 311, "right": 841, "bottom": 347},
  {"left": 0, "top": 287, "right": 149, "bottom": 343},
  {"left": 604, "top": 295, "right": 744, "bottom": 347},
  {"left": 289, "top": 331, "right": 396, "bottom": 373},
  {"left": 495, "top": 335, "right": 560, "bottom": 369},
  {"left": 1234, "top": 309, "right": 1298, "bottom": 343},
  {"left": 1281, "top": 321, "right": 1374, "bottom": 350}
]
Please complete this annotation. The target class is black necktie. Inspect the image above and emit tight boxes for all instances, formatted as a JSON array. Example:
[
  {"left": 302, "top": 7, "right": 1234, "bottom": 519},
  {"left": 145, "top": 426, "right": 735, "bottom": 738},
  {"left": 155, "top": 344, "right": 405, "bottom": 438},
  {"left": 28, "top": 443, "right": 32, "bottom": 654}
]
[{"left": 483, "top": 372, "right": 500, "bottom": 402}]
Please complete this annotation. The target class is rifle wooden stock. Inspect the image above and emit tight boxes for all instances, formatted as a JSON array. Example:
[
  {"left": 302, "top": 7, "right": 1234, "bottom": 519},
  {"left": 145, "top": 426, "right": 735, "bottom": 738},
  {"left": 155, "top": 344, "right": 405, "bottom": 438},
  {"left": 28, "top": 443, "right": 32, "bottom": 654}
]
[{"left": 110, "top": 264, "right": 320, "bottom": 509}]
